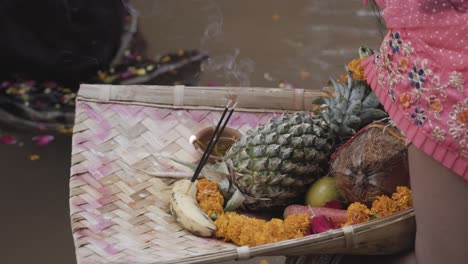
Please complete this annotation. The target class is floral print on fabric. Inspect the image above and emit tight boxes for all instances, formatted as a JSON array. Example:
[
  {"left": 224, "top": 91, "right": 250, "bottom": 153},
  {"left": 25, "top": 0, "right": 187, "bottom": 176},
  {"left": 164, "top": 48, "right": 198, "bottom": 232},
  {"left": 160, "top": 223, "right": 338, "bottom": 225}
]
[{"left": 371, "top": 31, "right": 467, "bottom": 159}]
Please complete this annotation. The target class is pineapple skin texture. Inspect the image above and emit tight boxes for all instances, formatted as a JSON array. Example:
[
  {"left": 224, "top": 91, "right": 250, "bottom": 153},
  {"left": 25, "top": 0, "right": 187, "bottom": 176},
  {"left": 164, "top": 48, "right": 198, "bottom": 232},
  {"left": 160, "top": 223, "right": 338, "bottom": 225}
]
[{"left": 224, "top": 112, "right": 333, "bottom": 210}]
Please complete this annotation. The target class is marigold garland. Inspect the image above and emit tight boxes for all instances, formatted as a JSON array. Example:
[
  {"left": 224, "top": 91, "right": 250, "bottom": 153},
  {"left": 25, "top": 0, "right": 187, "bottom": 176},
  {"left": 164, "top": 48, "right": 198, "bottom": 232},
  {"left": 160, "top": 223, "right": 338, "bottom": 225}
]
[
  {"left": 344, "top": 186, "right": 412, "bottom": 226},
  {"left": 214, "top": 212, "right": 310, "bottom": 246},
  {"left": 197, "top": 181, "right": 411, "bottom": 246},
  {"left": 196, "top": 179, "right": 224, "bottom": 218},
  {"left": 197, "top": 179, "right": 311, "bottom": 246}
]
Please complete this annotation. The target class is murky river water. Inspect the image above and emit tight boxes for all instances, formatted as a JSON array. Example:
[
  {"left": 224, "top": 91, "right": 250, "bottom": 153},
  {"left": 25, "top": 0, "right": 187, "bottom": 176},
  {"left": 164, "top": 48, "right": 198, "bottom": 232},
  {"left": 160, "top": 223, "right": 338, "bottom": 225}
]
[{"left": 133, "top": 0, "right": 384, "bottom": 90}]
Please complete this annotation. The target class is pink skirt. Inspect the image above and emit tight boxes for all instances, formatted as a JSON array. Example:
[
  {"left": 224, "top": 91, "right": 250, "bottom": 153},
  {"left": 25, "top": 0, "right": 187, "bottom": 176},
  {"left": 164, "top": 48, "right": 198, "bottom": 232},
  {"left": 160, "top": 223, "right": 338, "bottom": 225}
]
[
  {"left": 362, "top": 0, "right": 468, "bottom": 179},
  {"left": 362, "top": 30, "right": 467, "bottom": 179}
]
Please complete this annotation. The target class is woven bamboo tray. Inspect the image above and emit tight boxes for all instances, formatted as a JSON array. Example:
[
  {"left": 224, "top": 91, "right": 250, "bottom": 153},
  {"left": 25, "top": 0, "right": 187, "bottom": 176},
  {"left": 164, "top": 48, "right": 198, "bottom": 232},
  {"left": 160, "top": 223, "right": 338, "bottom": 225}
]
[{"left": 70, "top": 84, "right": 416, "bottom": 264}]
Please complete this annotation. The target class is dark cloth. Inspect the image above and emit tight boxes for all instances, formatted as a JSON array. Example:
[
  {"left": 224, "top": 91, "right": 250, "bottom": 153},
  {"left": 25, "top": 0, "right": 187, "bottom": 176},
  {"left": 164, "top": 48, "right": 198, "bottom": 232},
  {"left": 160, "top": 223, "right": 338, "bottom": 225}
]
[{"left": 0, "top": 0, "right": 125, "bottom": 86}]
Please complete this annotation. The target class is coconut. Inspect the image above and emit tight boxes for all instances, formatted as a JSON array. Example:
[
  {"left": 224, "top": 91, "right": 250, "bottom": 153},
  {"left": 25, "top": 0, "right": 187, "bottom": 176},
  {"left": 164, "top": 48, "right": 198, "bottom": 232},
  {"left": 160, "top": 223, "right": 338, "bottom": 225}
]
[{"left": 332, "top": 123, "right": 410, "bottom": 207}]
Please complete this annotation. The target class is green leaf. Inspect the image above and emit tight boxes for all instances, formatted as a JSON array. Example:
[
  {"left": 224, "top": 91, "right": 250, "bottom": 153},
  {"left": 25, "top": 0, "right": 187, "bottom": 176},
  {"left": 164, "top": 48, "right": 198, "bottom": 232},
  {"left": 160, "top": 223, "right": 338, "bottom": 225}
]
[
  {"left": 345, "top": 100, "right": 362, "bottom": 116},
  {"left": 224, "top": 189, "right": 246, "bottom": 211},
  {"left": 168, "top": 157, "right": 198, "bottom": 170},
  {"left": 362, "top": 91, "right": 382, "bottom": 109},
  {"left": 349, "top": 83, "right": 367, "bottom": 102},
  {"left": 326, "top": 91, "right": 337, "bottom": 106},
  {"left": 359, "top": 109, "right": 388, "bottom": 126},
  {"left": 338, "top": 126, "right": 356, "bottom": 138},
  {"left": 218, "top": 178, "right": 231, "bottom": 198},
  {"left": 209, "top": 162, "right": 230, "bottom": 175},
  {"left": 343, "top": 115, "right": 361, "bottom": 129},
  {"left": 330, "top": 78, "right": 344, "bottom": 103},
  {"left": 332, "top": 108, "right": 344, "bottom": 123}
]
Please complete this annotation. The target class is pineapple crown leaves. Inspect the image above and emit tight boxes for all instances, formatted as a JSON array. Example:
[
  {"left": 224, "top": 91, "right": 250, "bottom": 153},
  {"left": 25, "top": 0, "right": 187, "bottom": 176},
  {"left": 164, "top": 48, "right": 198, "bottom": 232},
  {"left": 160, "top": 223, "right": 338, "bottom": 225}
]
[{"left": 320, "top": 66, "right": 387, "bottom": 139}]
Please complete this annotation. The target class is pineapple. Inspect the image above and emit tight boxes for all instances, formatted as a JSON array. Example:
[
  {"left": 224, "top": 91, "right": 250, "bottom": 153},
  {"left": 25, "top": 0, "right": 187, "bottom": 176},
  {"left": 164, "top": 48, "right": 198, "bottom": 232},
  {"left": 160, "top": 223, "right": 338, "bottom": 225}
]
[
  {"left": 224, "top": 57, "right": 387, "bottom": 210},
  {"left": 225, "top": 112, "right": 332, "bottom": 210}
]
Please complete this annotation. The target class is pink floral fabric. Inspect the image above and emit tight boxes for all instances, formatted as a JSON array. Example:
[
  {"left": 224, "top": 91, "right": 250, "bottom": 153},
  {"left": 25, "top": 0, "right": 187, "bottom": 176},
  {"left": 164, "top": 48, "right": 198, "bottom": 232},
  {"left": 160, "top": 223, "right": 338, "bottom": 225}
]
[{"left": 362, "top": 0, "right": 468, "bottom": 179}]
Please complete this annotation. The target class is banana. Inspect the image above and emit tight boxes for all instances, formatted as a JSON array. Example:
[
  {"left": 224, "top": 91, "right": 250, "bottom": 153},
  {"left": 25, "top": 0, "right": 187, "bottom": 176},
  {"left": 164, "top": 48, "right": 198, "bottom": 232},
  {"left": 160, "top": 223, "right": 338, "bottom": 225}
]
[{"left": 170, "top": 179, "right": 217, "bottom": 237}]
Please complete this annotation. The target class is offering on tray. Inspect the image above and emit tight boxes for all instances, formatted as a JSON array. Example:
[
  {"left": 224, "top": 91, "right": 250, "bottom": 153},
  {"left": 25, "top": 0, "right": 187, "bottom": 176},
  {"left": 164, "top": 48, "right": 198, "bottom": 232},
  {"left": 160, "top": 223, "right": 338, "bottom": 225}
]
[
  {"left": 69, "top": 46, "right": 418, "bottom": 264},
  {"left": 165, "top": 48, "right": 413, "bottom": 248}
]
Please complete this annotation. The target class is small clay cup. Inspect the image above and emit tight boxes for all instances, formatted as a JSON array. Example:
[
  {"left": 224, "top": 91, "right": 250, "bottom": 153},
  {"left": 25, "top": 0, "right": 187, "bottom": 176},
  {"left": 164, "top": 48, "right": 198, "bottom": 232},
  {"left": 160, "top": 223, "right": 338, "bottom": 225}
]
[{"left": 191, "top": 126, "right": 241, "bottom": 162}]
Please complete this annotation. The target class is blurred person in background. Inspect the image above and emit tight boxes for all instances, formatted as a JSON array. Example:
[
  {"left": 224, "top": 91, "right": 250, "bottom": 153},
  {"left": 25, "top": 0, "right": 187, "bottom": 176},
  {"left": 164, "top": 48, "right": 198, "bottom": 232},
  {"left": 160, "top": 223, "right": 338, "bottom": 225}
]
[{"left": 0, "top": 0, "right": 126, "bottom": 87}]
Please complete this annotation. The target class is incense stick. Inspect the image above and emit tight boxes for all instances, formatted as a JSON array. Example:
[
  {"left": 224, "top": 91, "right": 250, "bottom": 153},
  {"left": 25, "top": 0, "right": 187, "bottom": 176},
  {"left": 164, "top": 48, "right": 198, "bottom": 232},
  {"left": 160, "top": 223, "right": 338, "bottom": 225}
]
[
  {"left": 186, "top": 101, "right": 236, "bottom": 192},
  {"left": 193, "top": 103, "right": 236, "bottom": 180}
]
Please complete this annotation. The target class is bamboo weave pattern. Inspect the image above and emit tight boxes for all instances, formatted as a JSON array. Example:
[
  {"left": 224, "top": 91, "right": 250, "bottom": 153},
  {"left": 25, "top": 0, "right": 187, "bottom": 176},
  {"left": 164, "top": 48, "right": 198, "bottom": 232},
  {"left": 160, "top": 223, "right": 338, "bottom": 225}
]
[{"left": 70, "top": 99, "right": 277, "bottom": 263}]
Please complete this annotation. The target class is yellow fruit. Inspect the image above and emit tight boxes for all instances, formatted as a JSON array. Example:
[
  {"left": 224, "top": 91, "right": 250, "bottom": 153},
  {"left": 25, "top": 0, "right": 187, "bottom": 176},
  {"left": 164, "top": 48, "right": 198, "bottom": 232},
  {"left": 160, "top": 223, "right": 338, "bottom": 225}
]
[{"left": 305, "top": 176, "right": 340, "bottom": 207}]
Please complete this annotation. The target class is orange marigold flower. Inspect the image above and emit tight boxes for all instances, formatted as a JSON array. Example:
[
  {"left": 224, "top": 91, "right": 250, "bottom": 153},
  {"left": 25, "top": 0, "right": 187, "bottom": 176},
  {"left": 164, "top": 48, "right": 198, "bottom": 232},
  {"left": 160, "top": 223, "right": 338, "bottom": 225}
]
[
  {"left": 199, "top": 200, "right": 224, "bottom": 218},
  {"left": 225, "top": 213, "right": 248, "bottom": 245},
  {"left": 214, "top": 213, "right": 232, "bottom": 239},
  {"left": 197, "top": 179, "right": 224, "bottom": 218},
  {"left": 257, "top": 218, "right": 286, "bottom": 245},
  {"left": 347, "top": 58, "right": 366, "bottom": 81},
  {"left": 336, "top": 74, "right": 348, "bottom": 84},
  {"left": 284, "top": 213, "right": 310, "bottom": 239},
  {"left": 371, "top": 195, "right": 397, "bottom": 218},
  {"left": 392, "top": 186, "right": 413, "bottom": 211},
  {"left": 399, "top": 92, "right": 411, "bottom": 109},
  {"left": 343, "top": 202, "right": 370, "bottom": 226},
  {"left": 239, "top": 218, "right": 266, "bottom": 246}
]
